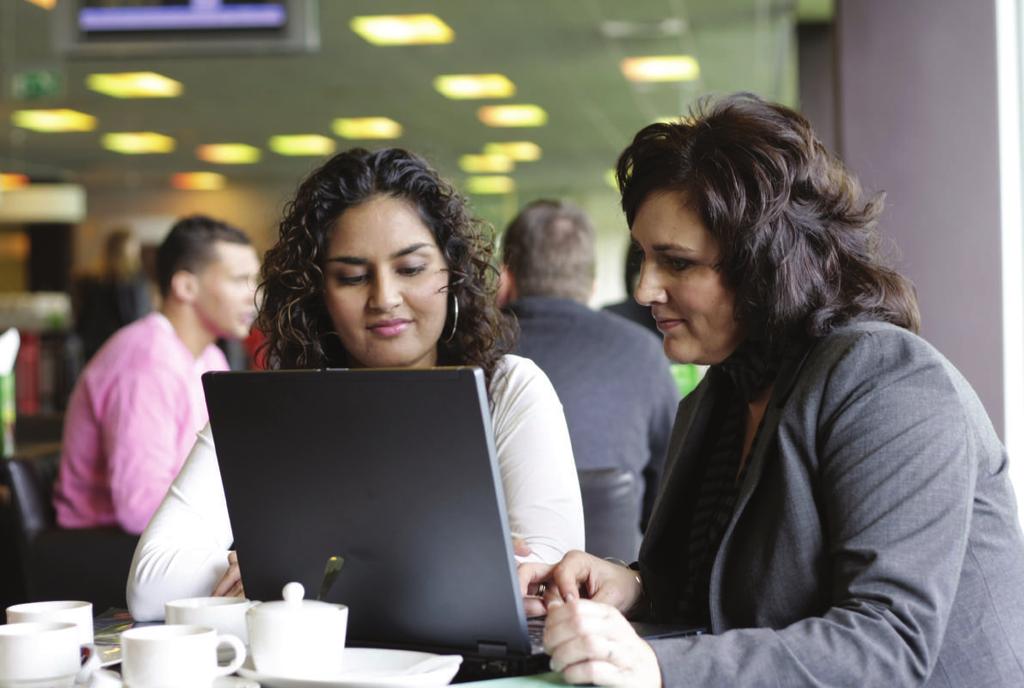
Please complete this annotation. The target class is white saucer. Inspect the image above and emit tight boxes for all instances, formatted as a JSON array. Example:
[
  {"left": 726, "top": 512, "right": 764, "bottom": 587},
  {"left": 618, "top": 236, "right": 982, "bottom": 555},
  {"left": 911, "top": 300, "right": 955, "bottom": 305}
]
[
  {"left": 0, "top": 674, "right": 76, "bottom": 688},
  {"left": 89, "top": 669, "right": 259, "bottom": 687},
  {"left": 237, "top": 648, "right": 463, "bottom": 688}
]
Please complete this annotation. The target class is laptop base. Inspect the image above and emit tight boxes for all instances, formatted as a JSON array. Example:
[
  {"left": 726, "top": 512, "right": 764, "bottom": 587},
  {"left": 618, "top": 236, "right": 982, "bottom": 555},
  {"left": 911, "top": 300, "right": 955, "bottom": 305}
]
[{"left": 454, "top": 652, "right": 551, "bottom": 682}]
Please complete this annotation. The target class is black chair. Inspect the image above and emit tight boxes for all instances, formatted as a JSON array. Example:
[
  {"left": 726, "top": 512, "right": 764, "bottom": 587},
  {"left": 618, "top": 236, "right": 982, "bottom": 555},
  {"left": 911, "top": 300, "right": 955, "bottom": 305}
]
[
  {"left": 2, "top": 453, "right": 138, "bottom": 612},
  {"left": 577, "top": 468, "right": 643, "bottom": 562},
  {"left": 14, "top": 413, "right": 65, "bottom": 445}
]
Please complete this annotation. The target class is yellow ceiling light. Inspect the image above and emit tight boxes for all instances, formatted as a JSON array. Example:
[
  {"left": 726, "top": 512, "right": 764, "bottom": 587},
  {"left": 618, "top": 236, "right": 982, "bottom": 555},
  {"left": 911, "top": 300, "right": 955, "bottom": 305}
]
[
  {"left": 466, "top": 176, "right": 515, "bottom": 195},
  {"left": 605, "top": 169, "right": 619, "bottom": 190},
  {"left": 86, "top": 71, "right": 183, "bottom": 99},
  {"left": 11, "top": 109, "right": 96, "bottom": 133},
  {"left": 24, "top": 0, "right": 56, "bottom": 9},
  {"left": 434, "top": 74, "right": 515, "bottom": 100},
  {"left": 171, "top": 172, "right": 226, "bottom": 191},
  {"left": 332, "top": 117, "right": 403, "bottom": 140},
  {"left": 268, "top": 135, "right": 335, "bottom": 156},
  {"left": 102, "top": 132, "right": 175, "bottom": 154},
  {"left": 621, "top": 55, "right": 700, "bottom": 82},
  {"left": 459, "top": 153, "right": 514, "bottom": 174},
  {"left": 350, "top": 14, "right": 454, "bottom": 46},
  {"left": 483, "top": 141, "right": 542, "bottom": 162},
  {"left": 0, "top": 174, "right": 30, "bottom": 190},
  {"left": 655, "top": 114, "right": 698, "bottom": 125},
  {"left": 478, "top": 105, "right": 548, "bottom": 128},
  {"left": 197, "top": 143, "right": 261, "bottom": 165}
]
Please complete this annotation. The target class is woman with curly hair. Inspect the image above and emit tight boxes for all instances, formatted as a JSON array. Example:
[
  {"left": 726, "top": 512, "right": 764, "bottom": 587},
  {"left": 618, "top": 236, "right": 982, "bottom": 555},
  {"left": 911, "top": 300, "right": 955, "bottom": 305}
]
[
  {"left": 519, "top": 94, "right": 1024, "bottom": 686},
  {"left": 127, "top": 148, "right": 584, "bottom": 620}
]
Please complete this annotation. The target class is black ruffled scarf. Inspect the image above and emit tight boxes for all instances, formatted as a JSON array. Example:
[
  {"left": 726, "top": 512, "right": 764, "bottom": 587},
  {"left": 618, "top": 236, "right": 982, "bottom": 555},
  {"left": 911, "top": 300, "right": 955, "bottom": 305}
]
[
  {"left": 675, "top": 337, "right": 781, "bottom": 625},
  {"left": 718, "top": 337, "right": 782, "bottom": 403}
]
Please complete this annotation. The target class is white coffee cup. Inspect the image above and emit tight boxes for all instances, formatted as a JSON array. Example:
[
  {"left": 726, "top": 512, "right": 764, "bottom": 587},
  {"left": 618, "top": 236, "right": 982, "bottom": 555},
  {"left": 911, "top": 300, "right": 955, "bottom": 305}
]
[
  {"left": 6, "top": 600, "right": 94, "bottom": 645},
  {"left": 121, "top": 624, "right": 245, "bottom": 688},
  {"left": 165, "top": 597, "right": 254, "bottom": 643},
  {"left": 0, "top": 621, "right": 100, "bottom": 687},
  {"left": 247, "top": 582, "right": 348, "bottom": 679}
]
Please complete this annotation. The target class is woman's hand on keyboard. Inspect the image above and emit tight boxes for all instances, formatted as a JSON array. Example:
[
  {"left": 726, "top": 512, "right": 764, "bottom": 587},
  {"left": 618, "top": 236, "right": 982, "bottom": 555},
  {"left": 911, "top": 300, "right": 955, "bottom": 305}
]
[{"left": 517, "top": 550, "right": 642, "bottom": 617}]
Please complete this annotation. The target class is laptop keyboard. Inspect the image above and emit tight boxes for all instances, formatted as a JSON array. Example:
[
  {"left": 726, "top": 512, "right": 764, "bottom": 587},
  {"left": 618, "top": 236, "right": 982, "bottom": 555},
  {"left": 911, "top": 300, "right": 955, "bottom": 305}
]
[{"left": 527, "top": 618, "right": 546, "bottom": 652}]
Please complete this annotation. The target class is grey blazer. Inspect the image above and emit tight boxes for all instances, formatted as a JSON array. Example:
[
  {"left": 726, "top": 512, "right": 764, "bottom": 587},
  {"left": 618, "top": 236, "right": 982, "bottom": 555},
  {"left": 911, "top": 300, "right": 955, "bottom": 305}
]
[{"left": 639, "top": 321, "right": 1024, "bottom": 687}]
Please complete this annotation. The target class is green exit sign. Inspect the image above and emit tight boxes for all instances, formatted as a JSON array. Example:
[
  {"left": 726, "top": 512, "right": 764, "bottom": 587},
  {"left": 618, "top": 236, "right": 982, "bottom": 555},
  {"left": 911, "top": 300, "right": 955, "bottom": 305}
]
[{"left": 11, "top": 69, "right": 63, "bottom": 101}]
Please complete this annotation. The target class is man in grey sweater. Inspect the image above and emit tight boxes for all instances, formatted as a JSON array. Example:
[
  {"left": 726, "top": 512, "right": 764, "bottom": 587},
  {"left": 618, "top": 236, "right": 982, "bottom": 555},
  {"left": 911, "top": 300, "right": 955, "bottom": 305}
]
[{"left": 500, "top": 199, "right": 679, "bottom": 561}]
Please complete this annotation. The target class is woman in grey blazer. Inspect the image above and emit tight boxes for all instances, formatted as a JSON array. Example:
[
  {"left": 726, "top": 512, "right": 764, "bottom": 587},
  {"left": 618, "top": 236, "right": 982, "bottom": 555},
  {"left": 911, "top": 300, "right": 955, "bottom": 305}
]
[{"left": 519, "top": 93, "right": 1024, "bottom": 687}]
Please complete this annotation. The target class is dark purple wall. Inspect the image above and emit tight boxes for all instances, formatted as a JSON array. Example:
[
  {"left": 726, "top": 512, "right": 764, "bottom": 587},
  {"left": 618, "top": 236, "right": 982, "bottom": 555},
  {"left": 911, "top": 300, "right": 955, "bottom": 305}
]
[{"left": 836, "top": 0, "right": 1004, "bottom": 435}]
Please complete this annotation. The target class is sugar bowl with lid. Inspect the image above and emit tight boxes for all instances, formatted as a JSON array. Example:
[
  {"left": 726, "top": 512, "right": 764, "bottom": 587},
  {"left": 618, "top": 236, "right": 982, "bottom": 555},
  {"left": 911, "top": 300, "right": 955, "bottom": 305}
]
[{"left": 246, "top": 582, "right": 348, "bottom": 679}]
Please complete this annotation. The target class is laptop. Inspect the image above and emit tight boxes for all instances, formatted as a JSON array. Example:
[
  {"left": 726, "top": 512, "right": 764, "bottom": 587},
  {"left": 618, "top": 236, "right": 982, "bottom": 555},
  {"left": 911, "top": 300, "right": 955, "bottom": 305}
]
[{"left": 203, "top": 367, "right": 697, "bottom": 679}]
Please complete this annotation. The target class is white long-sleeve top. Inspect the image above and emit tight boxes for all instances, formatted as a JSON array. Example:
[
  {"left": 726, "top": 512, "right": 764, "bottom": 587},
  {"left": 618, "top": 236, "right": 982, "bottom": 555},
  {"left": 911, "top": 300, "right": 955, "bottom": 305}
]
[{"left": 127, "top": 355, "right": 585, "bottom": 621}]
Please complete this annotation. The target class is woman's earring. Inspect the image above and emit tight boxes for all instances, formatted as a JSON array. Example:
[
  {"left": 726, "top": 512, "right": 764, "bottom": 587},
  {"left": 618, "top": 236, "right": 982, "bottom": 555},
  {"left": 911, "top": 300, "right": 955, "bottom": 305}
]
[{"left": 443, "top": 292, "right": 460, "bottom": 343}]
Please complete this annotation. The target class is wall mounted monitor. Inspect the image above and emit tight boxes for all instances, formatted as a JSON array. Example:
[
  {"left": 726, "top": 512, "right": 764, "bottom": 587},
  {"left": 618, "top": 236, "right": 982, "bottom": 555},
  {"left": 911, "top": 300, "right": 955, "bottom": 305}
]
[{"left": 55, "top": 0, "right": 319, "bottom": 57}]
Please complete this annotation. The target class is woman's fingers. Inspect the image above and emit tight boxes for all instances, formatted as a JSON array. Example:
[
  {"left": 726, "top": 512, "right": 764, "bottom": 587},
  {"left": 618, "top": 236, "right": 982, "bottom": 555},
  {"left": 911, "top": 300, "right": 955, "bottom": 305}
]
[
  {"left": 519, "top": 553, "right": 637, "bottom": 620},
  {"left": 543, "top": 599, "right": 661, "bottom": 687},
  {"left": 548, "top": 625, "right": 617, "bottom": 671},
  {"left": 544, "top": 598, "right": 621, "bottom": 651},
  {"left": 211, "top": 567, "right": 239, "bottom": 596},
  {"left": 523, "top": 596, "right": 548, "bottom": 618},
  {"left": 517, "top": 562, "right": 554, "bottom": 596},
  {"left": 518, "top": 562, "right": 556, "bottom": 617},
  {"left": 226, "top": 578, "right": 245, "bottom": 598},
  {"left": 549, "top": 550, "right": 597, "bottom": 601},
  {"left": 211, "top": 551, "right": 241, "bottom": 597},
  {"left": 542, "top": 582, "right": 565, "bottom": 607}
]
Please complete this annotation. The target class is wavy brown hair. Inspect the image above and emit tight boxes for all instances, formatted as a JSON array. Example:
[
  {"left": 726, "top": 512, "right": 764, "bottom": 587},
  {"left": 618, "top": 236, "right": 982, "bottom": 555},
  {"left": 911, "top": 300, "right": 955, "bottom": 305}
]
[
  {"left": 257, "top": 148, "right": 515, "bottom": 384},
  {"left": 617, "top": 93, "right": 920, "bottom": 350}
]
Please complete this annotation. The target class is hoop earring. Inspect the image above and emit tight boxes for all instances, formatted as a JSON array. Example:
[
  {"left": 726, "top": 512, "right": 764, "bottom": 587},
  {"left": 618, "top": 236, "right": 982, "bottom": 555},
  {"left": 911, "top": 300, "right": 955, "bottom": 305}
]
[{"left": 443, "top": 292, "right": 459, "bottom": 343}]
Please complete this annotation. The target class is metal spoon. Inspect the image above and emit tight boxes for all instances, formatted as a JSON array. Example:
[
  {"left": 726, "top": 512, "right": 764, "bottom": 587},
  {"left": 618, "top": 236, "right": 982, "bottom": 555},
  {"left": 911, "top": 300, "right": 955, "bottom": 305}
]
[{"left": 317, "top": 555, "right": 345, "bottom": 601}]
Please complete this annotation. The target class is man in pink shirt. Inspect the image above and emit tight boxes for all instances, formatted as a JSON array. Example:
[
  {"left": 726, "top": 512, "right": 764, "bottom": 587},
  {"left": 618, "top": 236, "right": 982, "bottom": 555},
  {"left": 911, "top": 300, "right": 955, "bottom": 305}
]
[{"left": 54, "top": 215, "right": 260, "bottom": 534}]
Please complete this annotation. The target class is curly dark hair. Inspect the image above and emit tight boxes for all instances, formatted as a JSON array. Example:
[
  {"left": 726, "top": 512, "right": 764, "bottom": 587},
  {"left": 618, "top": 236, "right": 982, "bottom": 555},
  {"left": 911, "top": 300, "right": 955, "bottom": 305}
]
[
  {"left": 617, "top": 93, "right": 920, "bottom": 350},
  {"left": 257, "top": 148, "right": 515, "bottom": 384}
]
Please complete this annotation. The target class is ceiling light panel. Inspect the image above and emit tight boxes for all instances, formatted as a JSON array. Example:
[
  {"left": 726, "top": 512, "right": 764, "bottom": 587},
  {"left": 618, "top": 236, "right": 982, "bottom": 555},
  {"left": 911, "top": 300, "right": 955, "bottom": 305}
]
[
  {"left": 434, "top": 74, "right": 515, "bottom": 100},
  {"left": 466, "top": 176, "right": 515, "bottom": 195},
  {"left": 483, "top": 141, "right": 542, "bottom": 162},
  {"left": 621, "top": 55, "right": 700, "bottom": 82},
  {"left": 87, "top": 72, "right": 183, "bottom": 98},
  {"left": 605, "top": 169, "right": 619, "bottom": 189},
  {"left": 478, "top": 105, "right": 548, "bottom": 128},
  {"left": 350, "top": 14, "right": 454, "bottom": 46},
  {"left": 172, "top": 172, "right": 226, "bottom": 191},
  {"left": 0, "top": 174, "right": 30, "bottom": 190},
  {"left": 11, "top": 109, "right": 96, "bottom": 133},
  {"left": 197, "top": 143, "right": 261, "bottom": 164},
  {"left": 102, "top": 132, "right": 175, "bottom": 154},
  {"left": 268, "top": 135, "right": 335, "bottom": 156},
  {"left": 332, "top": 117, "right": 402, "bottom": 140},
  {"left": 459, "top": 154, "right": 514, "bottom": 174},
  {"left": 654, "top": 115, "right": 699, "bottom": 127}
]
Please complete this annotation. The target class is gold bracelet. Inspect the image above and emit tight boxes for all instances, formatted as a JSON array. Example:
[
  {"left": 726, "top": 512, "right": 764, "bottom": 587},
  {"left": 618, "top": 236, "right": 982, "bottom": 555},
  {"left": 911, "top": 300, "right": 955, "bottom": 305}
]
[{"left": 602, "top": 557, "right": 645, "bottom": 614}]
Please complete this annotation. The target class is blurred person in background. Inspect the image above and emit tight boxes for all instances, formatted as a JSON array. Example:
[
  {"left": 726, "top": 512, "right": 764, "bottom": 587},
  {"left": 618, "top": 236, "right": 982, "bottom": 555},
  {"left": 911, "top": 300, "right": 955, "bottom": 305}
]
[
  {"left": 54, "top": 215, "right": 259, "bottom": 535},
  {"left": 518, "top": 93, "right": 1024, "bottom": 687},
  {"left": 499, "top": 199, "right": 678, "bottom": 561},
  {"left": 73, "top": 228, "right": 153, "bottom": 363}
]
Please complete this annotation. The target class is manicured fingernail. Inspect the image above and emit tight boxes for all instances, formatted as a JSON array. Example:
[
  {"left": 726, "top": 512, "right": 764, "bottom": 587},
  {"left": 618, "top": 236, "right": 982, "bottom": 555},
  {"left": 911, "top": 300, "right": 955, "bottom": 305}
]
[{"left": 547, "top": 599, "right": 563, "bottom": 609}]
